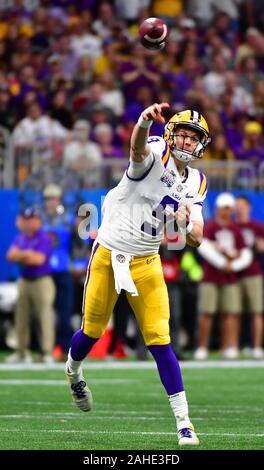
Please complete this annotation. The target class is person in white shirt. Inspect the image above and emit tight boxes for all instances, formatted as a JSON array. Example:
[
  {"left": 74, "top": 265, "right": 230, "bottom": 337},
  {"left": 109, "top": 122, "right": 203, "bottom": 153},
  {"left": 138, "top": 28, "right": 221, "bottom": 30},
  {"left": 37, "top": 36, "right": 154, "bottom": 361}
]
[{"left": 12, "top": 102, "right": 68, "bottom": 172}]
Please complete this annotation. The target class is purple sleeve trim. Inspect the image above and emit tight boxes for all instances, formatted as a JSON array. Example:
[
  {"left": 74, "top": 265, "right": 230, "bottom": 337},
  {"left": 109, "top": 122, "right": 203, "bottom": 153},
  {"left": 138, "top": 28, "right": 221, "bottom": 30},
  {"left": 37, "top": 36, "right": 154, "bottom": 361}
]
[
  {"left": 198, "top": 170, "right": 204, "bottom": 186},
  {"left": 194, "top": 202, "right": 203, "bottom": 206},
  {"left": 126, "top": 157, "right": 155, "bottom": 181},
  {"left": 164, "top": 156, "right": 170, "bottom": 168},
  {"left": 161, "top": 142, "right": 168, "bottom": 158}
]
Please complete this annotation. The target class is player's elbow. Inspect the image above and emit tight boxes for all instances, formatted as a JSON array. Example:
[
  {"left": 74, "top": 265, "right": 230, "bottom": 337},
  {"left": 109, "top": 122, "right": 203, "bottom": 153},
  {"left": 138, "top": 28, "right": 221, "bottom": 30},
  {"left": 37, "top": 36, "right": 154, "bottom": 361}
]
[{"left": 130, "top": 147, "right": 145, "bottom": 162}]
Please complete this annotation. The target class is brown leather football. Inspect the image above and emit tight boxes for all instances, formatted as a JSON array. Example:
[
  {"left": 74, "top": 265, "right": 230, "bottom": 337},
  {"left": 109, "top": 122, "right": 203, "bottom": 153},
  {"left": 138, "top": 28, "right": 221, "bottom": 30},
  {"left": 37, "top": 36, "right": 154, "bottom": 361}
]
[{"left": 139, "top": 17, "right": 168, "bottom": 50}]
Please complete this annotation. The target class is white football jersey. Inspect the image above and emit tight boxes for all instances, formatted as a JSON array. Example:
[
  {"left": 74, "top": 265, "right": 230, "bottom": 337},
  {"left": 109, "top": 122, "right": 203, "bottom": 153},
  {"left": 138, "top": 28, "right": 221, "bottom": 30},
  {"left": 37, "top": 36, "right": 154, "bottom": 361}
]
[{"left": 97, "top": 136, "right": 208, "bottom": 255}]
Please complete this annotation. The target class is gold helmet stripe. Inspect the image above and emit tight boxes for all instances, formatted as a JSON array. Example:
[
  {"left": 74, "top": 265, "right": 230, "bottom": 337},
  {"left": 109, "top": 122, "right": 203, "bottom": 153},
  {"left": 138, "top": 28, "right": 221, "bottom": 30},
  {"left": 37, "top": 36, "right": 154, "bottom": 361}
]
[{"left": 192, "top": 110, "right": 199, "bottom": 122}]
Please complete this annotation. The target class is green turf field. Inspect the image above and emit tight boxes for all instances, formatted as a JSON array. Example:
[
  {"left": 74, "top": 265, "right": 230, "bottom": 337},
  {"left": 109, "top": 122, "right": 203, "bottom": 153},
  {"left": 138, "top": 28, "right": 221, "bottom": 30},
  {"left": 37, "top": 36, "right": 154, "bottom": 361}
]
[{"left": 0, "top": 361, "right": 263, "bottom": 450}]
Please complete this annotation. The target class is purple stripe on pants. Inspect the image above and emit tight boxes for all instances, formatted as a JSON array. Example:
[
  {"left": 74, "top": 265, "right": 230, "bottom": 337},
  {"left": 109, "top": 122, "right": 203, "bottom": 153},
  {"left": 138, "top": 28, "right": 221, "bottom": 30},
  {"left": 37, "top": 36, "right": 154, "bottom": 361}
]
[{"left": 81, "top": 241, "right": 99, "bottom": 315}]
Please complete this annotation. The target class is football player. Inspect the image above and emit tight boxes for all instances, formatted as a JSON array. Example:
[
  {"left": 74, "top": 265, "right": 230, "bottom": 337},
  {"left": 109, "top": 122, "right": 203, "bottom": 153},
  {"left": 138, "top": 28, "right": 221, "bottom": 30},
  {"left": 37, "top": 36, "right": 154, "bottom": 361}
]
[{"left": 65, "top": 102, "right": 211, "bottom": 446}]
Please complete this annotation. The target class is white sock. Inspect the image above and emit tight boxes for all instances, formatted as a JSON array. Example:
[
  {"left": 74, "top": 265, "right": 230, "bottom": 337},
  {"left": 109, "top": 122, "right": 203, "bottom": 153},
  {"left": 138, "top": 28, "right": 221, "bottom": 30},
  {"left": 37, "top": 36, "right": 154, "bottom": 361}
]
[
  {"left": 168, "top": 391, "right": 191, "bottom": 431},
  {"left": 67, "top": 349, "right": 82, "bottom": 373}
]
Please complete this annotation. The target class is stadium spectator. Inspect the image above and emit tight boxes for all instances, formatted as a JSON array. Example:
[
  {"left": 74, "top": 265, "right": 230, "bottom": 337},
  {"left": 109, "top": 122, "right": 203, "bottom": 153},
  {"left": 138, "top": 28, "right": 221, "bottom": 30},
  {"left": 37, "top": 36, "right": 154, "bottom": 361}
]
[
  {"left": 152, "top": 0, "right": 184, "bottom": 25},
  {"left": 154, "top": 38, "right": 181, "bottom": 74},
  {"left": 93, "top": 37, "right": 121, "bottom": 77},
  {"left": 51, "top": 32, "right": 79, "bottom": 80},
  {"left": 253, "top": 79, "right": 264, "bottom": 120},
  {"left": 186, "top": 0, "right": 215, "bottom": 28},
  {"left": 49, "top": 90, "right": 74, "bottom": 130},
  {"left": 93, "top": 123, "right": 124, "bottom": 159},
  {"left": 202, "top": 132, "right": 235, "bottom": 188},
  {"left": 242, "top": 0, "right": 264, "bottom": 32},
  {"left": 237, "top": 55, "right": 264, "bottom": 95},
  {"left": 224, "top": 70, "right": 254, "bottom": 114},
  {"left": 97, "top": 70, "right": 125, "bottom": 118},
  {"left": 235, "top": 195, "right": 264, "bottom": 358},
  {"left": 210, "top": 10, "right": 237, "bottom": 44},
  {"left": 167, "top": 54, "right": 202, "bottom": 109},
  {"left": 237, "top": 121, "right": 264, "bottom": 185},
  {"left": 42, "top": 183, "right": 74, "bottom": 359},
  {"left": 114, "top": 0, "right": 151, "bottom": 25},
  {"left": 63, "top": 120, "right": 102, "bottom": 187},
  {"left": 203, "top": 33, "right": 232, "bottom": 70},
  {"left": 69, "top": 13, "right": 102, "bottom": 63},
  {"left": 177, "top": 17, "right": 205, "bottom": 61},
  {"left": 92, "top": 2, "right": 117, "bottom": 39},
  {"left": 119, "top": 41, "right": 160, "bottom": 104},
  {"left": 12, "top": 102, "right": 68, "bottom": 184},
  {"left": 194, "top": 193, "right": 252, "bottom": 360},
  {"left": 65, "top": 102, "right": 212, "bottom": 446},
  {"left": 6, "top": 206, "right": 55, "bottom": 364},
  {"left": 73, "top": 54, "right": 94, "bottom": 97},
  {"left": 203, "top": 54, "right": 228, "bottom": 101},
  {"left": 93, "top": 122, "right": 125, "bottom": 186},
  {"left": 70, "top": 214, "right": 93, "bottom": 328},
  {"left": 224, "top": 111, "right": 250, "bottom": 156},
  {"left": 0, "top": 88, "right": 16, "bottom": 131}
]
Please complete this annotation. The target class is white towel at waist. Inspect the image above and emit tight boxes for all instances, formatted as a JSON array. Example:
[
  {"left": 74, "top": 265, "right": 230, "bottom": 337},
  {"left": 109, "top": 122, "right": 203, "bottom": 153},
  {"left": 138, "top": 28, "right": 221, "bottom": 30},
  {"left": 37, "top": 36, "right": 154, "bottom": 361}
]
[{"left": 111, "top": 250, "right": 138, "bottom": 296}]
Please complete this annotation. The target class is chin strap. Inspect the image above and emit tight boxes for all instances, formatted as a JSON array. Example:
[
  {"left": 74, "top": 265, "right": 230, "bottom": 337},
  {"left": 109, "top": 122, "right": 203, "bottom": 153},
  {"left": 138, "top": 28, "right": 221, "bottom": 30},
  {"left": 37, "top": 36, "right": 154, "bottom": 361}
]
[{"left": 173, "top": 149, "right": 196, "bottom": 163}]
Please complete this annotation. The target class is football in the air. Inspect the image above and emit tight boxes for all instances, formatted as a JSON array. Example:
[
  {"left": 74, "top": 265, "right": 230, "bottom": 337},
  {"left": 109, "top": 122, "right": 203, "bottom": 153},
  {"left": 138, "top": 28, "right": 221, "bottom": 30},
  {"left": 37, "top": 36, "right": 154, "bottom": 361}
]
[{"left": 139, "top": 17, "right": 168, "bottom": 50}]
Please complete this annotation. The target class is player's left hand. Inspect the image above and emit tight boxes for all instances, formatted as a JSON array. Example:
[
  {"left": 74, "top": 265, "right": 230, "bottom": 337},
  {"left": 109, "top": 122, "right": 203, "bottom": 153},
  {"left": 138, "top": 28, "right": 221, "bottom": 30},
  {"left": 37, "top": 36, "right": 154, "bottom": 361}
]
[{"left": 174, "top": 202, "right": 191, "bottom": 229}]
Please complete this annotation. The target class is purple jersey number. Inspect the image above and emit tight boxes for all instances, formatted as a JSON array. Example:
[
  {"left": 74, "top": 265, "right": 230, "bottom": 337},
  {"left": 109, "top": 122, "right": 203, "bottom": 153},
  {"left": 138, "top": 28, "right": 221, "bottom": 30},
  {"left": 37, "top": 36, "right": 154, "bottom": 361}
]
[{"left": 141, "top": 195, "right": 178, "bottom": 236}]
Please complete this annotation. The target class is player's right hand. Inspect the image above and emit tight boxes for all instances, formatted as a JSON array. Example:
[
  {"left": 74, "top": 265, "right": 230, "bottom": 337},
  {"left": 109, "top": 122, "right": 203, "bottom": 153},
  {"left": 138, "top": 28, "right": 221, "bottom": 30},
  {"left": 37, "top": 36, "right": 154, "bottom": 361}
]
[
  {"left": 174, "top": 202, "right": 191, "bottom": 228},
  {"left": 142, "top": 102, "right": 170, "bottom": 124}
]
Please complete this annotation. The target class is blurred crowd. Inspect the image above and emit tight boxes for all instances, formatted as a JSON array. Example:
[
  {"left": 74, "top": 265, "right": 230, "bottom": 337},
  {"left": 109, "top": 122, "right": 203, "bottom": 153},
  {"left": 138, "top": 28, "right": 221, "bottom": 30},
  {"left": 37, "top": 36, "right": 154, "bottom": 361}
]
[{"left": 0, "top": 0, "right": 263, "bottom": 190}]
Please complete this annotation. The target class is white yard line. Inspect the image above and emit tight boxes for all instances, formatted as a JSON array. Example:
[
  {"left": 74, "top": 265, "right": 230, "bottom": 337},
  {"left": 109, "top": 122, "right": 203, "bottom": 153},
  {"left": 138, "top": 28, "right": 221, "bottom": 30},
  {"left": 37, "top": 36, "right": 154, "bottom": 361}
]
[
  {"left": 0, "top": 379, "right": 136, "bottom": 385},
  {"left": 0, "top": 360, "right": 264, "bottom": 371},
  {"left": 0, "top": 414, "right": 170, "bottom": 420},
  {"left": 0, "top": 415, "right": 258, "bottom": 422},
  {"left": 1, "top": 429, "right": 264, "bottom": 438}
]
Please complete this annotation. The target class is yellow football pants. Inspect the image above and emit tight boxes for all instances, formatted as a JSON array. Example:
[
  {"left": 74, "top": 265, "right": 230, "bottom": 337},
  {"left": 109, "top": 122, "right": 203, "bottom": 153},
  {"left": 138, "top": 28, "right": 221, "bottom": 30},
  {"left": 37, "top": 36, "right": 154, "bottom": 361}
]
[{"left": 82, "top": 243, "right": 170, "bottom": 345}]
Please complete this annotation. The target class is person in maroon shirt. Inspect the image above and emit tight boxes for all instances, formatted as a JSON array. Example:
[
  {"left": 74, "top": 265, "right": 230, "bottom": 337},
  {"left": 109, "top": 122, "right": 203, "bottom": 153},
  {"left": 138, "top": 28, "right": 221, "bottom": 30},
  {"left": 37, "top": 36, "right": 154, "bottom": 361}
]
[
  {"left": 194, "top": 193, "right": 252, "bottom": 360},
  {"left": 235, "top": 196, "right": 264, "bottom": 359}
]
